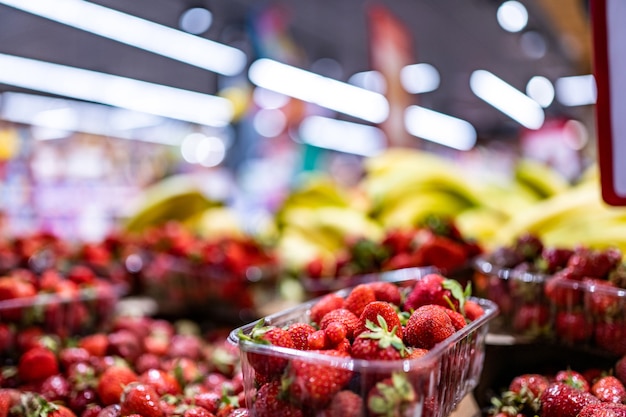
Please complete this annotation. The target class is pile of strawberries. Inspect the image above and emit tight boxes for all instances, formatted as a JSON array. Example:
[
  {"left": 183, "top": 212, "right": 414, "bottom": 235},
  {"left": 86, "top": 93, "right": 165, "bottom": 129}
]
[
  {"left": 236, "top": 273, "right": 491, "bottom": 417},
  {"left": 304, "top": 216, "right": 482, "bottom": 292},
  {"left": 488, "top": 355, "right": 626, "bottom": 417},
  {"left": 474, "top": 234, "right": 626, "bottom": 355},
  {"left": 0, "top": 315, "right": 249, "bottom": 417},
  {"left": 0, "top": 266, "right": 121, "bottom": 340}
]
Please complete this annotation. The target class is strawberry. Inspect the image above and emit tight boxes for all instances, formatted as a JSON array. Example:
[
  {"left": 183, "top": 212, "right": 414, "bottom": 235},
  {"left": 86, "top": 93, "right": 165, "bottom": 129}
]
[
  {"left": 404, "top": 304, "right": 456, "bottom": 349},
  {"left": 512, "top": 303, "right": 549, "bottom": 334},
  {"left": 509, "top": 373, "right": 550, "bottom": 398},
  {"left": 319, "top": 309, "right": 360, "bottom": 340},
  {"left": 343, "top": 284, "right": 376, "bottom": 317},
  {"left": 307, "top": 330, "right": 329, "bottom": 350},
  {"left": 584, "top": 278, "right": 621, "bottom": 317},
  {"left": 0, "top": 323, "right": 13, "bottom": 353},
  {"left": 381, "top": 228, "right": 417, "bottom": 255},
  {"left": 139, "top": 369, "right": 182, "bottom": 396},
  {"left": 96, "top": 365, "right": 138, "bottom": 405},
  {"left": 554, "top": 310, "right": 593, "bottom": 344},
  {"left": 284, "top": 349, "right": 352, "bottom": 408},
  {"left": 20, "top": 393, "right": 77, "bottom": 417},
  {"left": 39, "top": 374, "right": 71, "bottom": 402},
  {"left": 239, "top": 321, "right": 294, "bottom": 378},
  {"left": 325, "top": 390, "right": 364, "bottom": 416},
  {"left": 356, "top": 301, "right": 402, "bottom": 338},
  {"left": 324, "top": 322, "right": 347, "bottom": 346},
  {"left": 0, "top": 275, "right": 36, "bottom": 321},
  {"left": 58, "top": 347, "right": 90, "bottom": 369},
  {"left": 119, "top": 382, "right": 163, "bottom": 417},
  {"left": 0, "top": 389, "right": 19, "bottom": 417},
  {"left": 183, "top": 405, "right": 215, "bottom": 417},
  {"left": 287, "top": 323, "right": 316, "bottom": 351},
  {"left": 367, "top": 372, "right": 416, "bottom": 417},
  {"left": 556, "top": 370, "right": 590, "bottom": 392},
  {"left": 463, "top": 300, "right": 485, "bottom": 321},
  {"left": 107, "top": 329, "right": 142, "bottom": 364},
  {"left": 253, "top": 381, "right": 303, "bottom": 417},
  {"left": 540, "top": 382, "right": 600, "bottom": 417},
  {"left": 544, "top": 271, "right": 584, "bottom": 308},
  {"left": 78, "top": 333, "right": 108, "bottom": 357},
  {"left": 404, "top": 273, "right": 468, "bottom": 313},
  {"left": 594, "top": 320, "right": 626, "bottom": 356},
  {"left": 18, "top": 346, "right": 59, "bottom": 383},
  {"left": 365, "top": 281, "right": 402, "bottom": 305},
  {"left": 579, "top": 401, "right": 626, "bottom": 417},
  {"left": 590, "top": 376, "right": 626, "bottom": 403},
  {"left": 416, "top": 234, "right": 469, "bottom": 273},
  {"left": 93, "top": 404, "right": 121, "bottom": 417},
  {"left": 310, "top": 293, "right": 344, "bottom": 325},
  {"left": 439, "top": 306, "right": 467, "bottom": 330},
  {"left": 351, "top": 315, "right": 406, "bottom": 360},
  {"left": 190, "top": 391, "right": 221, "bottom": 414}
]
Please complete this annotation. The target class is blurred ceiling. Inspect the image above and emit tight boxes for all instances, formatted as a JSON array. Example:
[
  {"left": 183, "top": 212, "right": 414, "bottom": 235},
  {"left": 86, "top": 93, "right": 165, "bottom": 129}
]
[{"left": 0, "top": 0, "right": 592, "bottom": 142}]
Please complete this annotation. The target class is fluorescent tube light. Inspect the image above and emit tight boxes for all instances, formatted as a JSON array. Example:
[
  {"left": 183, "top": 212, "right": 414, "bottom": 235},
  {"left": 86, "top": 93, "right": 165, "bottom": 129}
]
[
  {"left": 0, "top": 53, "right": 234, "bottom": 127},
  {"left": 470, "top": 69, "right": 545, "bottom": 129},
  {"left": 555, "top": 74, "right": 597, "bottom": 106},
  {"left": 249, "top": 58, "right": 389, "bottom": 124},
  {"left": 0, "top": 0, "right": 246, "bottom": 76},
  {"left": 400, "top": 63, "right": 440, "bottom": 94},
  {"left": 404, "top": 105, "right": 477, "bottom": 151},
  {"left": 298, "top": 116, "right": 386, "bottom": 156}
]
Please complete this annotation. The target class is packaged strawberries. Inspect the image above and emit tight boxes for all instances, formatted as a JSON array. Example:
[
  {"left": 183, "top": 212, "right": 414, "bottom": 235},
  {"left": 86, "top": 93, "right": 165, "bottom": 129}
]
[{"left": 230, "top": 272, "right": 498, "bottom": 417}]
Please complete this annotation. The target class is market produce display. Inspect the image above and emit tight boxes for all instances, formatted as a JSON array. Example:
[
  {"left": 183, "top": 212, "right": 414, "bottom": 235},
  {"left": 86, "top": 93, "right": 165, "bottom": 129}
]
[
  {"left": 487, "top": 356, "right": 626, "bottom": 417},
  {"left": 474, "top": 233, "right": 626, "bottom": 354},
  {"left": 0, "top": 316, "right": 248, "bottom": 417},
  {"left": 231, "top": 272, "right": 497, "bottom": 417}
]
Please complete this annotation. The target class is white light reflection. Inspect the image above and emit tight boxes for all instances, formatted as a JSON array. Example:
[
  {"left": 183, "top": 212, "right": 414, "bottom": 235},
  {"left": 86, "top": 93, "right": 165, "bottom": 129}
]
[
  {"left": 470, "top": 70, "right": 545, "bottom": 129},
  {"left": 0, "top": 53, "right": 234, "bottom": 127},
  {"left": 526, "top": 76, "right": 555, "bottom": 108},
  {"left": 404, "top": 105, "right": 477, "bottom": 151},
  {"left": 0, "top": 0, "right": 246, "bottom": 76},
  {"left": 253, "top": 109, "right": 287, "bottom": 137},
  {"left": 298, "top": 116, "right": 386, "bottom": 157},
  {"left": 249, "top": 58, "right": 389, "bottom": 124},
  {"left": 348, "top": 70, "right": 386, "bottom": 94},
  {"left": 497, "top": 1, "right": 528, "bottom": 33},
  {"left": 400, "top": 63, "right": 440, "bottom": 94},
  {"left": 555, "top": 74, "right": 597, "bottom": 106}
]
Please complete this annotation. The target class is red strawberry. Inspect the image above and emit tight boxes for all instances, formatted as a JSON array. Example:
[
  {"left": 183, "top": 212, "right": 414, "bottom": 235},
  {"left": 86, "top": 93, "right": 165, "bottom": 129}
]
[
  {"left": 556, "top": 370, "right": 590, "bottom": 392},
  {"left": 356, "top": 301, "right": 402, "bottom": 339},
  {"left": 190, "top": 391, "right": 221, "bottom": 414},
  {"left": 540, "top": 382, "right": 600, "bottom": 417},
  {"left": 544, "top": 271, "right": 584, "bottom": 308},
  {"left": 578, "top": 402, "right": 626, "bottom": 417},
  {"left": 0, "top": 389, "right": 19, "bottom": 417},
  {"left": 404, "top": 304, "right": 455, "bottom": 349},
  {"left": 0, "top": 276, "right": 36, "bottom": 321},
  {"left": 0, "top": 323, "right": 14, "bottom": 353},
  {"left": 18, "top": 346, "right": 59, "bottom": 383},
  {"left": 319, "top": 309, "right": 360, "bottom": 340},
  {"left": 590, "top": 376, "right": 626, "bottom": 403},
  {"left": 594, "top": 320, "right": 626, "bottom": 356},
  {"left": 94, "top": 404, "right": 121, "bottom": 417},
  {"left": 509, "top": 373, "right": 550, "bottom": 397},
  {"left": 39, "top": 374, "right": 71, "bottom": 402},
  {"left": 554, "top": 310, "right": 593, "bottom": 343},
  {"left": 381, "top": 228, "right": 417, "bottom": 255},
  {"left": 351, "top": 315, "right": 406, "bottom": 360},
  {"left": 343, "top": 284, "right": 376, "bottom": 317},
  {"left": 381, "top": 252, "right": 416, "bottom": 271},
  {"left": 324, "top": 322, "right": 347, "bottom": 346},
  {"left": 439, "top": 306, "right": 467, "bottom": 330},
  {"left": 78, "top": 333, "right": 108, "bottom": 357},
  {"left": 183, "top": 405, "right": 215, "bottom": 417},
  {"left": 287, "top": 322, "right": 316, "bottom": 351},
  {"left": 463, "top": 300, "right": 485, "bottom": 321},
  {"left": 366, "top": 281, "right": 402, "bottom": 305},
  {"left": 366, "top": 372, "right": 416, "bottom": 417},
  {"left": 404, "top": 273, "right": 466, "bottom": 312},
  {"left": 21, "top": 393, "right": 77, "bottom": 417},
  {"left": 107, "top": 329, "right": 142, "bottom": 364},
  {"left": 284, "top": 349, "right": 352, "bottom": 408},
  {"left": 584, "top": 278, "right": 621, "bottom": 317},
  {"left": 96, "top": 365, "right": 138, "bottom": 406},
  {"left": 253, "top": 381, "right": 303, "bottom": 417},
  {"left": 416, "top": 234, "right": 469, "bottom": 272},
  {"left": 59, "top": 347, "right": 90, "bottom": 369},
  {"left": 325, "top": 390, "right": 364, "bottom": 416},
  {"left": 139, "top": 369, "right": 182, "bottom": 396},
  {"left": 239, "top": 321, "right": 295, "bottom": 378},
  {"left": 512, "top": 303, "right": 549, "bottom": 334},
  {"left": 310, "top": 293, "right": 344, "bottom": 325},
  {"left": 119, "top": 382, "right": 163, "bottom": 417},
  {"left": 307, "top": 330, "right": 329, "bottom": 350}
]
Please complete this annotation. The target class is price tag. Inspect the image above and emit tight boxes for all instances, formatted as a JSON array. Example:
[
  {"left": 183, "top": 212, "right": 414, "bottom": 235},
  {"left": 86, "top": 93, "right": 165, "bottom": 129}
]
[{"left": 592, "top": 0, "right": 626, "bottom": 205}]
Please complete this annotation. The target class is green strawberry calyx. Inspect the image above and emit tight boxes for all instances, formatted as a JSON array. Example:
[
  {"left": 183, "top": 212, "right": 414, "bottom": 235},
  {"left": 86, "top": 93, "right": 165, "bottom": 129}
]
[{"left": 360, "top": 315, "right": 406, "bottom": 355}]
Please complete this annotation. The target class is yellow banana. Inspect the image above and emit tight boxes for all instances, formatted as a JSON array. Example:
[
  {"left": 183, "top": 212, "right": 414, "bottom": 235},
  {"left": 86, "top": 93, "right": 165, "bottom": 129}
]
[
  {"left": 376, "top": 191, "right": 469, "bottom": 229},
  {"left": 514, "top": 159, "right": 570, "bottom": 199}
]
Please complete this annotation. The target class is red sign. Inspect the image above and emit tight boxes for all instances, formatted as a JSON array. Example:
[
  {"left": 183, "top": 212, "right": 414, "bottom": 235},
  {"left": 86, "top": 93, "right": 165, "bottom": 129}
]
[{"left": 592, "top": 0, "right": 626, "bottom": 205}]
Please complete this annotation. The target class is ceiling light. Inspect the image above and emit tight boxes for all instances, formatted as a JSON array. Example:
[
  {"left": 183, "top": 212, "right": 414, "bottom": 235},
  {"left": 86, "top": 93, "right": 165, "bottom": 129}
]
[
  {"left": 470, "top": 69, "right": 545, "bottom": 129},
  {"left": 555, "top": 74, "right": 597, "bottom": 106},
  {"left": 400, "top": 63, "right": 440, "bottom": 94},
  {"left": 252, "top": 88, "right": 290, "bottom": 110},
  {"left": 0, "top": 0, "right": 246, "bottom": 76},
  {"left": 248, "top": 58, "right": 389, "bottom": 124},
  {"left": 298, "top": 116, "right": 386, "bottom": 157},
  {"left": 404, "top": 105, "right": 477, "bottom": 151},
  {"left": 179, "top": 7, "right": 213, "bottom": 35},
  {"left": 253, "top": 109, "right": 287, "bottom": 137},
  {"left": 497, "top": 0, "right": 528, "bottom": 33},
  {"left": 526, "top": 76, "right": 554, "bottom": 108},
  {"left": 348, "top": 71, "right": 386, "bottom": 94},
  {"left": 0, "top": 53, "right": 234, "bottom": 127},
  {"left": 520, "top": 31, "right": 547, "bottom": 59}
]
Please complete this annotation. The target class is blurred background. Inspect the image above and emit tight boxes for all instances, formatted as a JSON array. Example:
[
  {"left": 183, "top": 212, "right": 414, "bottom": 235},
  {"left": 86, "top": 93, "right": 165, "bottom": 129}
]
[{"left": 0, "top": 0, "right": 595, "bottom": 241}]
